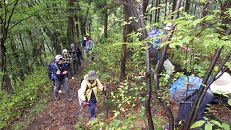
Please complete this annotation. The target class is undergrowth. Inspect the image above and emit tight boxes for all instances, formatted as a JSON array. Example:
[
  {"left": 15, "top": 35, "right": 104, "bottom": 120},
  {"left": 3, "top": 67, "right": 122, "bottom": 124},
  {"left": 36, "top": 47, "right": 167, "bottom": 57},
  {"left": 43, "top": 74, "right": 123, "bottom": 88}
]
[
  {"left": 0, "top": 66, "right": 51, "bottom": 130},
  {"left": 77, "top": 42, "right": 167, "bottom": 129}
]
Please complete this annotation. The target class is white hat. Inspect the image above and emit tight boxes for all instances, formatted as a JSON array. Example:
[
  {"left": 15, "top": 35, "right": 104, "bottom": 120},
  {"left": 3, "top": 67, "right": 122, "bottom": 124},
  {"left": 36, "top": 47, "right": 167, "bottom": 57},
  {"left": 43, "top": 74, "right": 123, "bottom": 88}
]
[
  {"left": 55, "top": 54, "right": 63, "bottom": 62},
  {"left": 63, "top": 49, "right": 67, "bottom": 53},
  {"left": 164, "top": 22, "right": 173, "bottom": 31},
  {"left": 210, "top": 72, "right": 231, "bottom": 94}
]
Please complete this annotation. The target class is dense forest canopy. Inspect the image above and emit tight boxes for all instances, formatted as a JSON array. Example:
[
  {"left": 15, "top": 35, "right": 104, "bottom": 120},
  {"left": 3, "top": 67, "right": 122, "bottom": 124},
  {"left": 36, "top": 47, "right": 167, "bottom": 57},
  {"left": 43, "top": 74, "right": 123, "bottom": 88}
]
[{"left": 0, "top": 0, "right": 231, "bottom": 129}]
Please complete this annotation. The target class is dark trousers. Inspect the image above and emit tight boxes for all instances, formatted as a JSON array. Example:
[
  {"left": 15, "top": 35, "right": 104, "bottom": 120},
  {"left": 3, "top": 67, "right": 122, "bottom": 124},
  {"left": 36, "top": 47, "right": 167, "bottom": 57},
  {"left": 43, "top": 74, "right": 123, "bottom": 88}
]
[
  {"left": 65, "top": 62, "right": 73, "bottom": 78},
  {"left": 88, "top": 100, "right": 97, "bottom": 117},
  {"left": 72, "top": 60, "right": 79, "bottom": 75},
  {"left": 54, "top": 78, "right": 70, "bottom": 99},
  {"left": 177, "top": 92, "right": 214, "bottom": 122}
]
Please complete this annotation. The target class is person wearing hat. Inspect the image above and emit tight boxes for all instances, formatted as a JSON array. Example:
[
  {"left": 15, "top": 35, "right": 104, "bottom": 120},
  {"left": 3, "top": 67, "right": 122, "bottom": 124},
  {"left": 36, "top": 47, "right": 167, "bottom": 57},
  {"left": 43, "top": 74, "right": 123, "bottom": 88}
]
[
  {"left": 78, "top": 70, "right": 107, "bottom": 120},
  {"left": 62, "top": 49, "right": 74, "bottom": 79},
  {"left": 210, "top": 72, "right": 231, "bottom": 110},
  {"left": 53, "top": 54, "right": 72, "bottom": 102},
  {"left": 70, "top": 43, "right": 83, "bottom": 74},
  {"left": 159, "top": 23, "right": 190, "bottom": 77},
  {"left": 168, "top": 72, "right": 231, "bottom": 129}
]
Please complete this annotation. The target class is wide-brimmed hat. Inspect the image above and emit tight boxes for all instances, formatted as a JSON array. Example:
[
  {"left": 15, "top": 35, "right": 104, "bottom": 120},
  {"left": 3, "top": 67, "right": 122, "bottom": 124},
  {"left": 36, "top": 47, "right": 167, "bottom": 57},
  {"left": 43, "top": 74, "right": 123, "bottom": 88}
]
[
  {"left": 86, "top": 70, "right": 98, "bottom": 81},
  {"left": 210, "top": 72, "right": 231, "bottom": 94}
]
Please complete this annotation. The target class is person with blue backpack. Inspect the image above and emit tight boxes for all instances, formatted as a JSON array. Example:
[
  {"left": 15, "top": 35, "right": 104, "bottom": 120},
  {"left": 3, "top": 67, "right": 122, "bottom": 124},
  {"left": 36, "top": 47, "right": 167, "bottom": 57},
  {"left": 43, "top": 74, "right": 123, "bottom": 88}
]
[
  {"left": 86, "top": 38, "right": 95, "bottom": 61},
  {"left": 53, "top": 54, "right": 72, "bottom": 102},
  {"left": 168, "top": 72, "right": 231, "bottom": 129},
  {"left": 48, "top": 57, "right": 56, "bottom": 87},
  {"left": 149, "top": 23, "right": 190, "bottom": 78}
]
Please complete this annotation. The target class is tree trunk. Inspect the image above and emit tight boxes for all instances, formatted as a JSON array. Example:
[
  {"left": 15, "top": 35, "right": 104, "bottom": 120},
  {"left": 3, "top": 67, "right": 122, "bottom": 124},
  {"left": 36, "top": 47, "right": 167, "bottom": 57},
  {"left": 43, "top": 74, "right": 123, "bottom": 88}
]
[
  {"left": 120, "top": 0, "right": 128, "bottom": 82},
  {"left": 171, "top": 0, "right": 177, "bottom": 19},
  {"left": 184, "top": 0, "right": 191, "bottom": 13},
  {"left": 67, "top": 0, "right": 75, "bottom": 46},
  {"left": 104, "top": 6, "right": 108, "bottom": 38},
  {"left": 0, "top": 1, "right": 18, "bottom": 94},
  {"left": 155, "top": 0, "right": 159, "bottom": 22},
  {"left": 138, "top": 0, "right": 154, "bottom": 129},
  {"left": 77, "top": 1, "right": 91, "bottom": 37}
]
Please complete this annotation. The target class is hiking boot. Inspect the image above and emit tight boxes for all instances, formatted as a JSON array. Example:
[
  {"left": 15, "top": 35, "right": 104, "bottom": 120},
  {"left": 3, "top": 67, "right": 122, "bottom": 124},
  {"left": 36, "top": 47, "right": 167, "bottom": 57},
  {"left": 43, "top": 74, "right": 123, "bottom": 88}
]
[
  {"left": 67, "top": 98, "right": 73, "bottom": 102},
  {"left": 90, "top": 116, "right": 95, "bottom": 121},
  {"left": 54, "top": 96, "right": 59, "bottom": 101}
]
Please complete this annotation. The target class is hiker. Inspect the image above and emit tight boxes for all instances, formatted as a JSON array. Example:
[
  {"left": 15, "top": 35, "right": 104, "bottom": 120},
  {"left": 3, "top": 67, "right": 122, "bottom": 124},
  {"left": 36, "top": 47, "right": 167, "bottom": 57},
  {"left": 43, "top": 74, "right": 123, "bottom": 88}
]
[
  {"left": 53, "top": 54, "right": 72, "bottom": 102},
  {"left": 82, "top": 36, "right": 87, "bottom": 54},
  {"left": 149, "top": 23, "right": 189, "bottom": 78},
  {"left": 86, "top": 38, "right": 95, "bottom": 61},
  {"left": 62, "top": 49, "right": 74, "bottom": 79},
  {"left": 78, "top": 70, "right": 107, "bottom": 120},
  {"left": 70, "top": 43, "right": 82, "bottom": 74},
  {"left": 169, "top": 72, "right": 231, "bottom": 129}
]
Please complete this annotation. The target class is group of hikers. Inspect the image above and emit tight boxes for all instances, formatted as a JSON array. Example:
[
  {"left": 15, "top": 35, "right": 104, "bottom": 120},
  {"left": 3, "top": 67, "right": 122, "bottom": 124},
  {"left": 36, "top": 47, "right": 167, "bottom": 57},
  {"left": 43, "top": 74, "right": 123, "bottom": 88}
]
[
  {"left": 150, "top": 23, "right": 231, "bottom": 129},
  {"left": 48, "top": 36, "right": 106, "bottom": 121},
  {"left": 48, "top": 43, "right": 83, "bottom": 102},
  {"left": 81, "top": 35, "right": 95, "bottom": 61},
  {"left": 46, "top": 24, "right": 231, "bottom": 127}
]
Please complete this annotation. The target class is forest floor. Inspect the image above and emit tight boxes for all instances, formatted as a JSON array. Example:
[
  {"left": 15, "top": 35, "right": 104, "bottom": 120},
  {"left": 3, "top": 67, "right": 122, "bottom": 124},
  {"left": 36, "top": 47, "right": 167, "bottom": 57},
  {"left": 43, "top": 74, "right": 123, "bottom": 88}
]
[{"left": 19, "top": 58, "right": 231, "bottom": 130}]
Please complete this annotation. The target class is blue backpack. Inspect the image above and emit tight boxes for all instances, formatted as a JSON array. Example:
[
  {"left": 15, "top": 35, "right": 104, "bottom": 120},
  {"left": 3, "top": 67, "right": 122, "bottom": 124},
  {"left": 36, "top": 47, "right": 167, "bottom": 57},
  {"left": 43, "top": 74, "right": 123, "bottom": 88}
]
[
  {"left": 148, "top": 27, "right": 161, "bottom": 49},
  {"left": 170, "top": 75, "right": 202, "bottom": 102},
  {"left": 48, "top": 62, "right": 58, "bottom": 80}
]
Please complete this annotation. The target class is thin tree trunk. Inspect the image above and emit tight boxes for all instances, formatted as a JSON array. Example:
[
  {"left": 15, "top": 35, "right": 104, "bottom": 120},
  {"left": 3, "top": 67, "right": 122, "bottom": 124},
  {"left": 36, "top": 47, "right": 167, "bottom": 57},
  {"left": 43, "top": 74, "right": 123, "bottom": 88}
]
[
  {"left": 104, "top": 6, "right": 108, "bottom": 38},
  {"left": 139, "top": 0, "right": 154, "bottom": 129},
  {"left": 183, "top": 48, "right": 223, "bottom": 130},
  {"left": 149, "top": 0, "right": 154, "bottom": 23},
  {"left": 120, "top": 0, "right": 128, "bottom": 82},
  {"left": 154, "top": 0, "right": 159, "bottom": 23},
  {"left": 184, "top": 0, "right": 190, "bottom": 13},
  {"left": 67, "top": 0, "right": 75, "bottom": 45},
  {"left": 153, "top": 0, "right": 182, "bottom": 129},
  {"left": 0, "top": 0, "right": 18, "bottom": 94}
]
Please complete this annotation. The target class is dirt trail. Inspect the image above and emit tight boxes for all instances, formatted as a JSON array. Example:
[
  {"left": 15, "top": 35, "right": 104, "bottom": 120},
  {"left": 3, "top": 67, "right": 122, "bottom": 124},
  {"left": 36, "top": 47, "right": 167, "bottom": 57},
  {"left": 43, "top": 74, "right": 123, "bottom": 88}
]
[{"left": 24, "top": 60, "right": 93, "bottom": 130}]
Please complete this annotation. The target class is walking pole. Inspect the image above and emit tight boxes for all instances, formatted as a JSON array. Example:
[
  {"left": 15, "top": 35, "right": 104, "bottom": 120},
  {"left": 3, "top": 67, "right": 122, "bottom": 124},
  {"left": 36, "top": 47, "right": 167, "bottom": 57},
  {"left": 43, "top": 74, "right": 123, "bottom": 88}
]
[
  {"left": 74, "top": 106, "right": 86, "bottom": 117},
  {"left": 103, "top": 88, "right": 108, "bottom": 119}
]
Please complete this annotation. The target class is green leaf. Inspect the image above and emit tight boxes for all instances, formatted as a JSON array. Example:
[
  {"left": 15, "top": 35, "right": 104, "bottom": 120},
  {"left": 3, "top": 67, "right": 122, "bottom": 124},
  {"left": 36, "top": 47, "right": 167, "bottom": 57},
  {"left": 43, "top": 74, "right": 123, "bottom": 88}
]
[
  {"left": 222, "top": 122, "right": 230, "bottom": 130},
  {"left": 193, "top": 18, "right": 202, "bottom": 27},
  {"left": 191, "top": 120, "right": 206, "bottom": 128},
  {"left": 210, "top": 120, "right": 222, "bottom": 127},
  {"left": 205, "top": 122, "right": 213, "bottom": 130},
  {"left": 141, "top": 106, "right": 145, "bottom": 111},
  {"left": 112, "top": 120, "right": 121, "bottom": 127},
  {"left": 123, "top": 119, "right": 131, "bottom": 124},
  {"left": 204, "top": 15, "right": 215, "bottom": 21},
  {"left": 228, "top": 99, "right": 231, "bottom": 106}
]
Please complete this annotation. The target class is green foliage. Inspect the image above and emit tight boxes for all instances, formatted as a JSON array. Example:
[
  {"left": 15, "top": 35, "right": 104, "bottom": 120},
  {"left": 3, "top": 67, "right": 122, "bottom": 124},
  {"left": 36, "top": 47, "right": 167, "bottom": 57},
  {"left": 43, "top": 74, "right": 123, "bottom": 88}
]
[
  {"left": 0, "top": 67, "right": 50, "bottom": 129},
  {"left": 191, "top": 118, "right": 230, "bottom": 130}
]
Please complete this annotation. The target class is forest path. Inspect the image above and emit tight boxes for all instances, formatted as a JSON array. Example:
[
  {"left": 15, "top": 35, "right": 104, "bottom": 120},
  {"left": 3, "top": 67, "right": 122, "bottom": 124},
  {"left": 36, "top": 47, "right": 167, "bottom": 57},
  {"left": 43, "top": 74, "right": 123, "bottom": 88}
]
[{"left": 24, "top": 60, "right": 98, "bottom": 130}]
